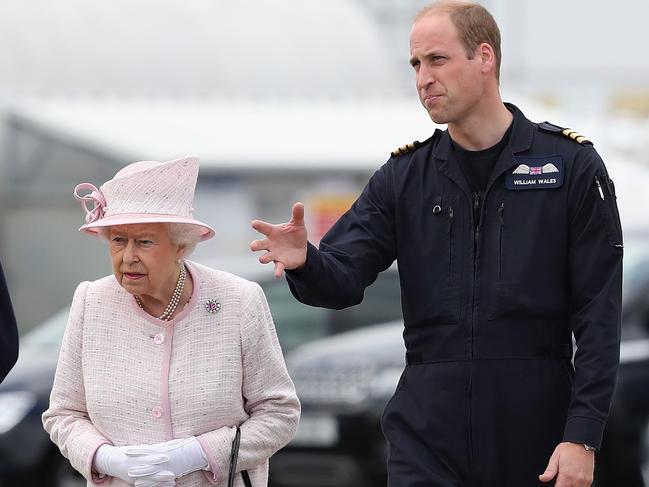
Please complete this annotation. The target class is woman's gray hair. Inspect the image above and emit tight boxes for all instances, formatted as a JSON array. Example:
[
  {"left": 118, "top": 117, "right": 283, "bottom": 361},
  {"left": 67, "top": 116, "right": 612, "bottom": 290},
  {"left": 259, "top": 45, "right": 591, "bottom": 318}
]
[
  {"left": 98, "top": 223, "right": 201, "bottom": 256},
  {"left": 167, "top": 223, "right": 201, "bottom": 256}
]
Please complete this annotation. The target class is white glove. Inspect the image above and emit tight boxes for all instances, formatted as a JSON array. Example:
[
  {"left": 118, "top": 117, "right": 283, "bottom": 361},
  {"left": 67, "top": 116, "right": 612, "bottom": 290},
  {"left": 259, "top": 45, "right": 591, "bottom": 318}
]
[
  {"left": 127, "top": 437, "right": 209, "bottom": 481},
  {"left": 93, "top": 444, "right": 173, "bottom": 485},
  {"left": 131, "top": 470, "right": 176, "bottom": 487}
]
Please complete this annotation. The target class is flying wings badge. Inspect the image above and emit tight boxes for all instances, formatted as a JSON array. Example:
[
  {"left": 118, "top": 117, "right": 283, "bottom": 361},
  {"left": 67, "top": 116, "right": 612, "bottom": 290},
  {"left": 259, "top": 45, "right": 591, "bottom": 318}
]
[{"left": 506, "top": 156, "right": 564, "bottom": 190}]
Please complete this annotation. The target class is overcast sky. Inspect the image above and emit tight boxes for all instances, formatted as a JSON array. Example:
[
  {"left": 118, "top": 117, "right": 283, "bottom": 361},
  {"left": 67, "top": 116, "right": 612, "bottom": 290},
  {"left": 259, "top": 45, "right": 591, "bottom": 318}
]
[{"left": 1, "top": 1, "right": 647, "bottom": 100}]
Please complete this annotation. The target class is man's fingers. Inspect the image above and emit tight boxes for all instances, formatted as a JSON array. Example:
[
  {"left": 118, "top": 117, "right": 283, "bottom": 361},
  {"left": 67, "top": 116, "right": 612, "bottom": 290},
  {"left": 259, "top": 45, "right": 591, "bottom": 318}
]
[
  {"left": 289, "top": 202, "right": 305, "bottom": 226},
  {"left": 539, "top": 451, "right": 559, "bottom": 483},
  {"left": 274, "top": 261, "right": 285, "bottom": 279},
  {"left": 251, "top": 219, "right": 275, "bottom": 236},
  {"left": 259, "top": 252, "right": 275, "bottom": 265},
  {"left": 250, "top": 238, "right": 270, "bottom": 252},
  {"left": 539, "top": 469, "right": 558, "bottom": 483}
]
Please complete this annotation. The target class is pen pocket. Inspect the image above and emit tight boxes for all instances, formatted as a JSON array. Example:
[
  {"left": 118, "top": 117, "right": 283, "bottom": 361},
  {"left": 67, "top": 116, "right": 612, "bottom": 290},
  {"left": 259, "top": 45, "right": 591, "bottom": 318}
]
[{"left": 593, "top": 175, "right": 623, "bottom": 248}]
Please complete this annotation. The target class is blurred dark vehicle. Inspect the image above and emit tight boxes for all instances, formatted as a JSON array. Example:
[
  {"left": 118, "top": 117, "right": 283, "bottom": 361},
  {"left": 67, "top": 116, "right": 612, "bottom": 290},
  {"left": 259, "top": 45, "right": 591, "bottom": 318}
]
[
  {"left": 0, "top": 259, "right": 402, "bottom": 487},
  {"left": 274, "top": 239, "right": 649, "bottom": 487},
  {"left": 595, "top": 241, "right": 649, "bottom": 487}
]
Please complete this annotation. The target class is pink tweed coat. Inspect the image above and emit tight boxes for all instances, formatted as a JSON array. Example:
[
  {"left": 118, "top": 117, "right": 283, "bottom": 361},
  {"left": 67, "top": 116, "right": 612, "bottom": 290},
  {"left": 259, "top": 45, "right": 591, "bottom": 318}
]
[{"left": 42, "top": 261, "right": 300, "bottom": 487}]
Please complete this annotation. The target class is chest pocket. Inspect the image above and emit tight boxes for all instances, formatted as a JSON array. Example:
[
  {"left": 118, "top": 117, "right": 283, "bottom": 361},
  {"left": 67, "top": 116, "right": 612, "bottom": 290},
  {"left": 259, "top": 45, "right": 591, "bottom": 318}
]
[
  {"left": 398, "top": 193, "right": 462, "bottom": 326},
  {"left": 486, "top": 192, "right": 568, "bottom": 321}
]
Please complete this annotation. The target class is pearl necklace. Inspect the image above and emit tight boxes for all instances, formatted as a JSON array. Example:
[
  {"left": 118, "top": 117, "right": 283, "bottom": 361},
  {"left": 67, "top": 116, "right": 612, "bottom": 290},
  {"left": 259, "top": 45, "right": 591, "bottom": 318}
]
[{"left": 134, "top": 262, "right": 187, "bottom": 321}]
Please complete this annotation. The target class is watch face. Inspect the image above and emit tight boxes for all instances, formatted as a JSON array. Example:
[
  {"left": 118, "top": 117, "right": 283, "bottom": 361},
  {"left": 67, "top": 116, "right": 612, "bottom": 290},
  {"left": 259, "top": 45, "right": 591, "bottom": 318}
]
[{"left": 584, "top": 444, "right": 597, "bottom": 451}]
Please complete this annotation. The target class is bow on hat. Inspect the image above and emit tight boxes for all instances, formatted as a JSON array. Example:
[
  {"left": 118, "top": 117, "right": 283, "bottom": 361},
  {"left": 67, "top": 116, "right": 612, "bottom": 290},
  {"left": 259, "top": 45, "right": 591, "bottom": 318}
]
[{"left": 74, "top": 183, "right": 106, "bottom": 224}]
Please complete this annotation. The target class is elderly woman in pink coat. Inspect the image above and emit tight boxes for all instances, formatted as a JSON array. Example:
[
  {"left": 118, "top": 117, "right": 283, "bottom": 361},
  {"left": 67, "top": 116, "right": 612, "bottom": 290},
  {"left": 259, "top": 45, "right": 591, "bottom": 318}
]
[{"left": 42, "top": 156, "right": 300, "bottom": 487}]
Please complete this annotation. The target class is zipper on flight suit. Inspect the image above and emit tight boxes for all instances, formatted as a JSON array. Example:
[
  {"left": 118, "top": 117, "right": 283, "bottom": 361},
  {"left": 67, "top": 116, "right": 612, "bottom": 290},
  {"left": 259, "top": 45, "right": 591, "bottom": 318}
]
[
  {"left": 468, "top": 191, "right": 482, "bottom": 466},
  {"left": 473, "top": 193, "right": 481, "bottom": 232},
  {"left": 472, "top": 192, "right": 483, "bottom": 277},
  {"left": 471, "top": 192, "right": 482, "bottom": 337},
  {"left": 447, "top": 206, "right": 455, "bottom": 286},
  {"left": 497, "top": 202, "right": 505, "bottom": 281}
]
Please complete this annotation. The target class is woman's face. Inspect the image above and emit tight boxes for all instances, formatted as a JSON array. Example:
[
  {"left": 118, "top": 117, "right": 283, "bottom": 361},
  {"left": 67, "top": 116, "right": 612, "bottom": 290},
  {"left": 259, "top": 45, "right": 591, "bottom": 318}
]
[{"left": 108, "top": 223, "right": 184, "bottom": 298}]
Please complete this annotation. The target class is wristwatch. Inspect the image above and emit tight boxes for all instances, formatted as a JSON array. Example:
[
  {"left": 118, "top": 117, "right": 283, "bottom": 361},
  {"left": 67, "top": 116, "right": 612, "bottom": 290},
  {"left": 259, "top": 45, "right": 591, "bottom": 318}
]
[{"left": 583, "top": 444, "right": 597, "bottom": 452}]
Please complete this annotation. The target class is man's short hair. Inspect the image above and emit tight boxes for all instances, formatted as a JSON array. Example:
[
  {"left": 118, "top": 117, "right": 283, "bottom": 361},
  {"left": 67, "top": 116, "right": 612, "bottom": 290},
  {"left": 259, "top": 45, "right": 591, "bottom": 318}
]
[{"left": 416, "top": 1, "right": 502, "bottom": 82}]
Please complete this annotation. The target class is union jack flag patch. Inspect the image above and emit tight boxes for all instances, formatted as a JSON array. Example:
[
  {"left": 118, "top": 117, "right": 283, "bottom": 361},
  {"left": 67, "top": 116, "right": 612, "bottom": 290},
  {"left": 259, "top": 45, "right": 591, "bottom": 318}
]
[{"left": 506, "top": 156, "right": 564, "bottom": 190}]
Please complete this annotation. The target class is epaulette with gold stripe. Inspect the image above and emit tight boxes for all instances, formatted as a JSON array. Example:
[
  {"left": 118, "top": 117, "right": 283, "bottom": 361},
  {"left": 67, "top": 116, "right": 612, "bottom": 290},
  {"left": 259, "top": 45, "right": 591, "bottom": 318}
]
[
  {"left": 390, "top": 140, "right": 422, "bottom": 157},
  {"left": 561, "top": 128, "right": 592, "bottom": 145},
  {"left": 538, "top": 121, "right": 593, "bottom": 146}
]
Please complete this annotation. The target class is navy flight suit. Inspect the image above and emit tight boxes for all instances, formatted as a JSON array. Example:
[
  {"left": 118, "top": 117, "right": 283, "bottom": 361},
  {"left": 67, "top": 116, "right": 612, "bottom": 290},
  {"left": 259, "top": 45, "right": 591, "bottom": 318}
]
[
  {"left": 0, "top": 260, "right": 19, "bottom": 383},
  {"left": 286, "top": 104, "right": 622, "bottom": 486}
]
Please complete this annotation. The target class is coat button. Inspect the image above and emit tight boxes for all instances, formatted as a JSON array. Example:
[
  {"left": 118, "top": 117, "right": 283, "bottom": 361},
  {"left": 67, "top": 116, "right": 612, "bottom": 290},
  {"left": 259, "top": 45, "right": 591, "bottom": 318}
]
[
  {"left": 432, "top": 205, "right": 442, "bottom": 215},
  {"left": 153, "top": 334, "right": 165, "bottom": 345},
  {"left": 152, "top": 407, "right": 163, "bottom": 418}
]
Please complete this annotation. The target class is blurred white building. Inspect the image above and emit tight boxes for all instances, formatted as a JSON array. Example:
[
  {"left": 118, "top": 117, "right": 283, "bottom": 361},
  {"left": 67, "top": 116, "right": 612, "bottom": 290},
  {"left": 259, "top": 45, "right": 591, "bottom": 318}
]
[
  {"left": 359, "top": 0, "right": 649, "bottom": 117},
  {"left": 0, "top": 0, "right": 424, "bottom": 330},
  {"left": 0, "top": 0, "right": 648, "bottom": 330},
  {"left": 0, "top": 0, "right": 407, "bottom": 98}
]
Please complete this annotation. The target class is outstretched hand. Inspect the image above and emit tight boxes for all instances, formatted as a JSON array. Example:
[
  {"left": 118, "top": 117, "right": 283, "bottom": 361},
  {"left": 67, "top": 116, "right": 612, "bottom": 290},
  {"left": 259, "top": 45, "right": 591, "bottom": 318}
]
[{"left": 250, "top": 202, "right": 309, "bottom": 278}]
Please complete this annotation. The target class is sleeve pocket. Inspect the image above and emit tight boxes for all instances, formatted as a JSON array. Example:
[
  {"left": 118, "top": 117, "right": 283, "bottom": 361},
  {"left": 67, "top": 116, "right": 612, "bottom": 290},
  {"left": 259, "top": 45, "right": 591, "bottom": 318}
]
[{"left": 593, "top": 176, "right": 623, "bottom": 248}]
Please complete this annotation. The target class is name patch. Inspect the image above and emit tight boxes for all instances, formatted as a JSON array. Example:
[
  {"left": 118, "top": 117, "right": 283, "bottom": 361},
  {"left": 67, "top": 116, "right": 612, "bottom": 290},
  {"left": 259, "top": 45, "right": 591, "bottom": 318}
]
[{"left": 506, "top": 156, "right": 564, "bottom": 190}]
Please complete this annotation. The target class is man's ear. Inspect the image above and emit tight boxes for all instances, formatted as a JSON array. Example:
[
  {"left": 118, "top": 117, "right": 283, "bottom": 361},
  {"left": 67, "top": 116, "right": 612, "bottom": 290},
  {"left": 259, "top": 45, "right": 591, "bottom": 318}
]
[{"left": 478, "top": 42, "right": 496, "bottom": 75}]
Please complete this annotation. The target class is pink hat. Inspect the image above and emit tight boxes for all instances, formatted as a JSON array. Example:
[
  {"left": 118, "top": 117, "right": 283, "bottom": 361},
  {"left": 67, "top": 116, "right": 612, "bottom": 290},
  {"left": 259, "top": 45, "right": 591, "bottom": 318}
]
[{"left": 74, "top": 156, "right": 215, "bottom": 241}]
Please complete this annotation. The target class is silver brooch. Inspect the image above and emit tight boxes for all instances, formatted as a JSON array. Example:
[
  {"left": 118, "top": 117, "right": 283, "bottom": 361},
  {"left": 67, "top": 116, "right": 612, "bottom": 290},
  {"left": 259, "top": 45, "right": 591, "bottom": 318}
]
[{"left": 205, "top": 299, "right": 221, "bottom": 314}]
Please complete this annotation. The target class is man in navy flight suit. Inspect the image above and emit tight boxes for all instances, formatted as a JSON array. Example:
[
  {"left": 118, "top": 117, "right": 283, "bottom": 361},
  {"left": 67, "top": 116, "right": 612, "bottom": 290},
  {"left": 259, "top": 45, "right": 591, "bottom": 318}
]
[
  {"left": 251, "top": 1, "right": 622, "bottom": 486},
  {"left": 0, "top": 260, "right": 19, "bottom": 383}
]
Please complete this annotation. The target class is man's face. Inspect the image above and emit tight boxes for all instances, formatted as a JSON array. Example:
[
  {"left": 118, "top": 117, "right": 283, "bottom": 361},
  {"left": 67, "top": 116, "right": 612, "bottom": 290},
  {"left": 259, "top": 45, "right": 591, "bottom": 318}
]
[{"left": 409, "top": 13, "right": 485, "bottom": 125}]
